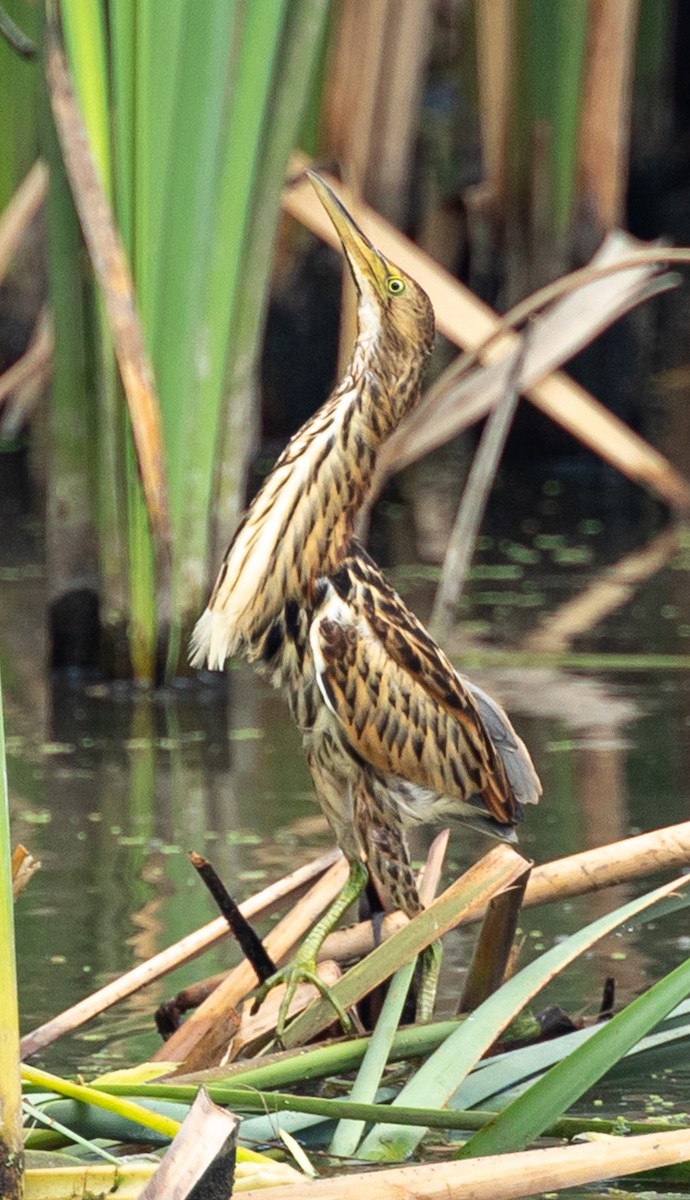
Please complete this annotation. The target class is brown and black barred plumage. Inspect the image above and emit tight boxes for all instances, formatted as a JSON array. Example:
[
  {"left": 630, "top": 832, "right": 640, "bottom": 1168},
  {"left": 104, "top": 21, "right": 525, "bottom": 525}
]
[{"left": 191, "top": 173, "right": 540, "bottom": 1008}]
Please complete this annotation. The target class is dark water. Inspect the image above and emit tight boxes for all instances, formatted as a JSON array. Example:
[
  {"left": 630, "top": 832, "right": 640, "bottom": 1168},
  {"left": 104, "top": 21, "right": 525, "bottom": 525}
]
[{"left": 3, "top": 465, "right": 690, "bottom": 1196}]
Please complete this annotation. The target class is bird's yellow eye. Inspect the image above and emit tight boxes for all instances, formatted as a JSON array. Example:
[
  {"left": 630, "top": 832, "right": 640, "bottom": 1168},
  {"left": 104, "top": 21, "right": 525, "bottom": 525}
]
[{"left": 386, "top": 276, "right": 406, "bottom": 296}]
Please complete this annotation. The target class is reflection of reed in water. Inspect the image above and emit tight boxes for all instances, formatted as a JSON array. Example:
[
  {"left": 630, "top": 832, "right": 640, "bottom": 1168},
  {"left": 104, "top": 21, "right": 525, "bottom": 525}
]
[{"left": 523, "top": 527, "right": 679, "bottom": 655}]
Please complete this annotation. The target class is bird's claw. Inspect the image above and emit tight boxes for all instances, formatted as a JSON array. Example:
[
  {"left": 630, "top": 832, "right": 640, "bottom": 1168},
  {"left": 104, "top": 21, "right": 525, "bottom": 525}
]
[{"left": 251, "top": 958, "right": 353, "bottom": 1043}]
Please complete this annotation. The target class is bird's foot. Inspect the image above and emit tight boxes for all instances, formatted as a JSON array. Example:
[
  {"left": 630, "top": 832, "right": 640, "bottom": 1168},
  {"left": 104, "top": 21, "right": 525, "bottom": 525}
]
[
  {"left": 252, "top": 859, "right": 369, "bottom": 1043},
  {"left": 252, "top": 947, "right": 353, "bottom": 1043},
  {"left": 415, "top": 940, "right": 442, "bottom": 1023}
]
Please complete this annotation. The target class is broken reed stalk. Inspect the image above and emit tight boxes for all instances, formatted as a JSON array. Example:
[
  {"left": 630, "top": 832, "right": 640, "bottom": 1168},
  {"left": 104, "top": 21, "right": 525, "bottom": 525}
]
[
  {"left": 137, "top": 1087, "right": 239, "bottom": 1200},
  {"left": 235, "top": 1127, "right": 690, "bottom": 1200},
  {"left": 457, "top": 868, "right": 530, "bottom": 1014},
  {"left": 150, "top": 857, "right": 350, "bottom": 1064},
  {"left": 430, "top": 333, "right": 528, "bottom": 639},
  {"left": 20, "top": 846, "right": 342, "bottom": 1059},
  {"left": 189, "top": 850, "right": 277, "bottom": 982}
]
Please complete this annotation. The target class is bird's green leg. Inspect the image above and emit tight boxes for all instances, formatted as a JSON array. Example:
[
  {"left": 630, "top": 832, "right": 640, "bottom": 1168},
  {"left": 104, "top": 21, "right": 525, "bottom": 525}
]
[
  {"left": 252, "top": 859, "right": 369, "bottom": 1041},
  {"left": 416, "top": 940, "right": 442, "bottom": 1022}
]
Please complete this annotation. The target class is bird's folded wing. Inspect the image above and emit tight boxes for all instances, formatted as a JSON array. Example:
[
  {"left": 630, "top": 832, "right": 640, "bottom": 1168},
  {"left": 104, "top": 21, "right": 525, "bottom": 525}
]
[
  {"left": 459, "top": 676, "right": 542, "bottom": 806},
  {"left": 309, "top": 593, "right": 517, "bottom": 827},
  {"left": 328, "top": 548, "right": 541, "bottom": 809}
]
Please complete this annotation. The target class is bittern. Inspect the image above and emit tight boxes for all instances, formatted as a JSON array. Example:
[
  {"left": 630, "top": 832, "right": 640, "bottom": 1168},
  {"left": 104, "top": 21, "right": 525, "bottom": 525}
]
[{"left": 191, "top": 172, "right": 541, "bottom": 1033}]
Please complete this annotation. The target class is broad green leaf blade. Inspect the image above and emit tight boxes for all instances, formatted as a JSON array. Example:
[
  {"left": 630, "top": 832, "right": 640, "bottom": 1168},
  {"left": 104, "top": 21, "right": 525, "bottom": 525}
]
[
  {"left": 329, "top": 959, "right": 416, "bottom": 1158},
  {"left": 458, "top": 949, "right": 690, "bottom": 1158},
  {"left": 358, "top": 874, "right": 689, "bottom": 1161},
  {"left": 452, "top": 995, "right": 690, "bottom": 1111},
  {"left": 451, "top": 1023, "right": 598, "bottom": 1111}
]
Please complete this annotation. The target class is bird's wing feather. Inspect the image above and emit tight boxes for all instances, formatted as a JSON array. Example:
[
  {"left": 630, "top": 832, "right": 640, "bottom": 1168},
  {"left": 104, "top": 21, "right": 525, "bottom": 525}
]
[
  {"left": 459, "top": 676, "right": 541, "bottom": 806},
  {"left": 333, "top": 547, "right": 540, "bottom": 807},
  {"left": 310, "top": 579, "right": 520, "bottom": 829}
]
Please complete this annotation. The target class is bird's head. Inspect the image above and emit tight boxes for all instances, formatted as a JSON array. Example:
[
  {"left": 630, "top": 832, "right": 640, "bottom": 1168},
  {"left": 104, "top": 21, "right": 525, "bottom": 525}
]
[{"left": 307, "top": 171, "right": 435, "bottom": 367}]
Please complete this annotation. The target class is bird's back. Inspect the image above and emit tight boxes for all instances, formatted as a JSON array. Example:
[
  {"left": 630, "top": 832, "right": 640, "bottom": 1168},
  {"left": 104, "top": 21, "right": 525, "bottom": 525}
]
[{"left": 308, "top": 543, "right": 541, "bottom": 838}]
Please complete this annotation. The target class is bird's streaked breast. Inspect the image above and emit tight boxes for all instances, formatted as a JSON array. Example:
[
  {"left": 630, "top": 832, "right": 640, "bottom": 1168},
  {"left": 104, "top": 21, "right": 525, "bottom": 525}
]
[{"left": 189, "top": 378, "right": 370, "bottom": 673}]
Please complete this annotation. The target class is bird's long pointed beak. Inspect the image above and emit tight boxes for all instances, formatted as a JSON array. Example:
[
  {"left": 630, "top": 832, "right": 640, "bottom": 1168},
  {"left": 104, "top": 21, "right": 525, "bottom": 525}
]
[{"left": 307, "top": 171, "right": 387, "bottom": 295}]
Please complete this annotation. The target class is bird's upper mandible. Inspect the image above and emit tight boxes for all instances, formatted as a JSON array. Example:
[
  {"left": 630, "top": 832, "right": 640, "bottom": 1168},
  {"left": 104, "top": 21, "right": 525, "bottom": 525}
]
[{"left": 307, "top": 171, "right": 435, "bottom": 366}]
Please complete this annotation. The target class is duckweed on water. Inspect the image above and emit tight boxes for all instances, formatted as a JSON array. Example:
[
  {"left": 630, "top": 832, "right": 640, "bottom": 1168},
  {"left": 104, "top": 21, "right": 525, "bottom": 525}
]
[
  {"left": 552, "top": 546, "right": 594, "bottom": 565},
  {"left": 470, "top": 564, "right": 525, "bottom": 580},
  {"left": 499, "top": 539, "right": 542, "bottom": 564}
]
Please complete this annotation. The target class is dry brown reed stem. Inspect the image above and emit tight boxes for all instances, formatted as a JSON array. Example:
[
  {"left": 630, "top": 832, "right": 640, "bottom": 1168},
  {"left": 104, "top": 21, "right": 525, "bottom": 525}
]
[
  {"left": 0, "top": 306, "right": 53, "bottom": 435},
  {"left": 522, "top": 525, "right": 679, "bottom": 653},
  {"left": 475, "top": 0, "right": 512, "bottom": 199},
  {"left": 417, "top": 828, "right": 450, "bottom": 907},
  {"left": 0, "top": 160, "right": 47, "bottom": 282},
  {"left": 44, "top": 15, "right": 170, "bottom": 552},
  {"left": 11, "top": 844, "right": 41, "bottom": 899},
  {"left": 324, "top": 0, "right": 433, "bottom": 224},
  {"left": 19, "top": 847, "right": 342, "bottom": 1060},
  {"left": 283, "top": 160, "right": 690, "bottom": 511},
  {"left": 523, "top": 819, "right": 690, "bottom": 907},
  {"left": 578, "top": 0, "right": 639, "bottom": 230},
  {"left": 150, "top": 858, "right": 350, "bottom": 1065},
  {"left": 236, "top": 1127, "right": 690, "bottom": 1200},
  {"left": 318, "top": 819, "right": 690, "bottom": 961}
]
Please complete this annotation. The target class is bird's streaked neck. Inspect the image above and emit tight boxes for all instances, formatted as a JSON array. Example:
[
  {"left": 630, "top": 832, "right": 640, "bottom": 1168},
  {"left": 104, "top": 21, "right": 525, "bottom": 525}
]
[{"left": 191, "top": 307, "right": 429, "bottom": 670}]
